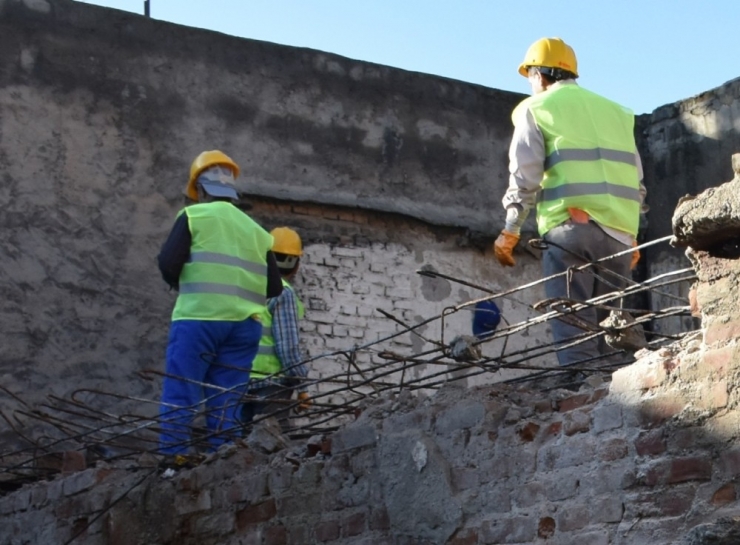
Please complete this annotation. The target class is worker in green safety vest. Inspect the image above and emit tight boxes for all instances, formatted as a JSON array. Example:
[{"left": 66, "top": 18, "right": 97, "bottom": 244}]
[
  {"left": 493, "top": 37, "right": 648, "bottom": 367},
  {"left": 157, "top": 150, "right": 283, "bottom": 455},
  {"left": 241, "top": 226, "right": 311, "bottom": 430}
]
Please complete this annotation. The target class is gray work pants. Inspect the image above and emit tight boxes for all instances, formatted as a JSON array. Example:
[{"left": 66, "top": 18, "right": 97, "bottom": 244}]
[{"left": 542, "top": 221, "right": 631, "bottom": 366}]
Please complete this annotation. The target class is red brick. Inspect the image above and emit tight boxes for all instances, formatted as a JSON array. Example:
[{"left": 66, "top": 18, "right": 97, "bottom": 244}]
[
  {"left": 264, "top": 525, "right": 287, "bottom": 545},
  {"left": 635, "top": 430, "right": 666, "bottom": 456},
  {"left": 315, "top": 520, "right": 340, "bottom": 542},
  {"left": 668, "top": 456, "right": 712, "bottom": 484},
  {"left": 704, "top": 319, "right": 740, "bottom": 345},
  {"left": 449, "top": 528, "right": 479, "bottom": 545},
  {"left": 557, "top": 394, "right": 591, "bottom": 412},
  {"left": 689, "top": 287, "right": 700, "bottom": 317},
  {"left": 369, "top": 508, "right": 389, "bottom": 531},
  {"left": 711, "top": 483, "right": 736, "bottom": 506},
  {"left": 699, "top": 345, "right": 734, "bottom": 377},
  {"left": 638, "top": 396, "right": 686, "bottom": 427},
  {"left": 631, "top": 487, "right": 696, "bottom": 517},
  {"left": 538, "top": 517, "right": 556, "bottom": 539},
  {"left": 644, "top": 460, "right": 670, "bottom": 486},
  {"left": 590, "top": 388, "right": 609, "bottom": 403},
  {"left": 342, "top": 512, "right": 366, "bottom": 537},
  {"left": 599, "top": 438, "right": 629, "bottom": 461},
  {"left": 518, "top": 422, "right": 540, "bottom": 442},
  {"left": 544, "top": 421, "right": 562, "bottom": 438},
  {"left": 235, "top": 500, "right": 277, "bottom": 530}
]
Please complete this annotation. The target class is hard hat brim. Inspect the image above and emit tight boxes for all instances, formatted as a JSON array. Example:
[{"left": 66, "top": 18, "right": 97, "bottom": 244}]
[{"left": 197, "top": 180, "right": 239, "bottom": 200}]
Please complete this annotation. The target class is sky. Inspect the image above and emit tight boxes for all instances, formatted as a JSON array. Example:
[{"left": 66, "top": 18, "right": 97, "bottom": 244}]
[{"left": 78, "top": 0, "right": 740, "bottom": 115}]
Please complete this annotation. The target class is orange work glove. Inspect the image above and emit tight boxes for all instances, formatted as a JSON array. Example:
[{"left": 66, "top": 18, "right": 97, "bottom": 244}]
[
  {"left": 631, "top": 240, "right": 640, "bottom": 270},
  {"left": 493, "top": 230, "right": 520, "bottom": 267},
  {"left": 296, "top": 392, "right": 312, "bottom": 412}
]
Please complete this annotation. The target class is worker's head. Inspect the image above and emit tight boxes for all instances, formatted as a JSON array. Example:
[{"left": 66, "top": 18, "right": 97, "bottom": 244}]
[
  {"left": 186, "top": 150, "right": 240, "bottom": 203},
  {"left": 270, "top": 227, "right": 303, "bottom": 278},
  {"left": 518, "top": 37, "right": 578, "bottom": 95}
]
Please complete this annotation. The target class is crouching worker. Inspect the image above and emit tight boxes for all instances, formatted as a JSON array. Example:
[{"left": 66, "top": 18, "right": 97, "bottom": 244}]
[
  {"left": 157, "top": 150, "right": 282, "bottom": 455},
  {"left": 242, "top": 227, "right": 311, "bottom": 431}
]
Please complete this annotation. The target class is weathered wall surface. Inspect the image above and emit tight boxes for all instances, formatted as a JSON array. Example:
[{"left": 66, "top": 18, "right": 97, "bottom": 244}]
[
  {"left": 4, "top": 339, "right": 740, "bottom": 545},
  {"left": 0, "top": 0, "right": 536, "bottom": 438},
  {"left": 637, "top": 78, "right": 740, "bottom": 334},
  {"left": 6, "top": 194, "right": 740, "bottom": 543}
]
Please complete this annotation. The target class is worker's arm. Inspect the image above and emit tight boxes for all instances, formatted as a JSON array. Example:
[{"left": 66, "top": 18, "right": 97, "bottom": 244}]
[
  {"left": 270, "top": 289, "right": 308, "bottom": 391},
  {"left": 157, "top": 214, "right": 191, "bottom": 290},
  {"left": 501, "top": 107, "right": 545, "bottom": 235},
  {"left": 266, "top": 252, "right": 283, "bottom": 298}
]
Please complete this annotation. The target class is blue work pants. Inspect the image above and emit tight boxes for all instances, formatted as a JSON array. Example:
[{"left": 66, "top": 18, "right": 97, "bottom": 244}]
[{"left": 158, "top": 318, "right": 261, "bottom": 454}]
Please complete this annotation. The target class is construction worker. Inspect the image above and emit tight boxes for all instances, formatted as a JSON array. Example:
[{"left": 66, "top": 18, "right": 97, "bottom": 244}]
[
  {"left": 157, "top": 150, "right": 283, "bottom": 455},
  {"left": 494, "top": 37, "right": 646, "bottom": 366},
  {"left": 242, "top": 227, "right": 310, "bottom": 430}
]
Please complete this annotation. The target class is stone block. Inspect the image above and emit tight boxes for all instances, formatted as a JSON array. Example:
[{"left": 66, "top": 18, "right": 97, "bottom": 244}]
[
  {"left": 226, "top": 473, "right": 269, "bottom": 504},
  {"left": 611, "top": 358, "right": 667, "bottom": 392},
  {"left": 592, "top": 404, "right": 623, "bottom": 433},
  {"left": 563, "top": 410, "right": 591, "bottom": 436},
  {"left": 515, "top": 480, "right": 546, "bottom": 507},
  {"left": 707, "top": 411, "right": 740, "bottom": 441},
  {"left": 62, "top": 468, "right": 111, "bottom": 497},
  {"left": 175, "top": 490, "right": 212, "bottom": 516},
  {"left": 543, "top": 471, "right": 579, "bottom": 501},
  {"left": 481, "top": 516, "right": 536, "bottom": 544},
  {"left": 434, "top": 400, "right": 485, "bottom": 435},
  {"left": 598, "top": 438, "right": 629, "bottom": 462},
  {"left": 590, "top": 495, "right": 624, "bottom": 523},
  {"left": 556, "top": 503, "right": 589, "bottom": 532},
  {"left": 537, "top": 436, "right": 595, "bottom": 470},
  {"left": 332, "top": 424, "right": 377, "bottom": 453},
  {"left": 193, "top": 511, "right": 234, "bottom": 536},
  {"left": 264, "top": 524, "right": 287, "bottom": 545}
]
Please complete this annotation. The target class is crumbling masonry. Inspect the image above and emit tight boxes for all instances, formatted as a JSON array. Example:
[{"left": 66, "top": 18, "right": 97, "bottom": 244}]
[{"left": 3, "top": 0, "right": 740, "bottom": 544}]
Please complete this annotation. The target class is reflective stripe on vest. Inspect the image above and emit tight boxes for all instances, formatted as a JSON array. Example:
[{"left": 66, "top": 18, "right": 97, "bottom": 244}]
[
  {"left": 250, "top": 280, "right": 304, "bottom": 380},
  {"left": 171, "top": 201, "right": 273, "bottom": 321},
  {"left": 518, "top": 85, "right": 641, "bottom": 236}
]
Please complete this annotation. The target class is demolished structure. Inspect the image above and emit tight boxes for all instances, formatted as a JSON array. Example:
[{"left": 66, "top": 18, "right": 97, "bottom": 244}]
[{"left": 2, "top": 0, "right": 740, "bottom": 543}]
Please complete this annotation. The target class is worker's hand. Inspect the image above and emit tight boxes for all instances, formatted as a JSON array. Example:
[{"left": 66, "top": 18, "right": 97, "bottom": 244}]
[
  {"left": 296, "top": 392, "right": 312, "bottom": 412},
  {"left": 631, "top": 240, "right": 640, "bottom": 270},
  {"left": 493, "top": 230, "right": 520, "bottom": 267}
]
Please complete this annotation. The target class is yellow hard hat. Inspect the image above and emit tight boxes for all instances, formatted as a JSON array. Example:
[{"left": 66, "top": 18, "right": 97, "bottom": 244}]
[
  {"left": 185, "top": 150, "right": 240, "bottom": 201},
  {"left": 270, "top": 227, "right": 303, "bottom": 257},
  {"left": 518, "top": 37, "right": 578, "bottom": 78}
]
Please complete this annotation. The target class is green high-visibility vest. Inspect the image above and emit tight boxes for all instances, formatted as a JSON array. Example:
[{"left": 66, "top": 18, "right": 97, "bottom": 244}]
[
  {"left": 251, "top": 279, "right": 305, "bottom": 381},
  {"left": 171, "top": 201, "right": 273, "bottom": 321},
  {"left": 513, "top": 85, "right": 641, "bottom": 236}
]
